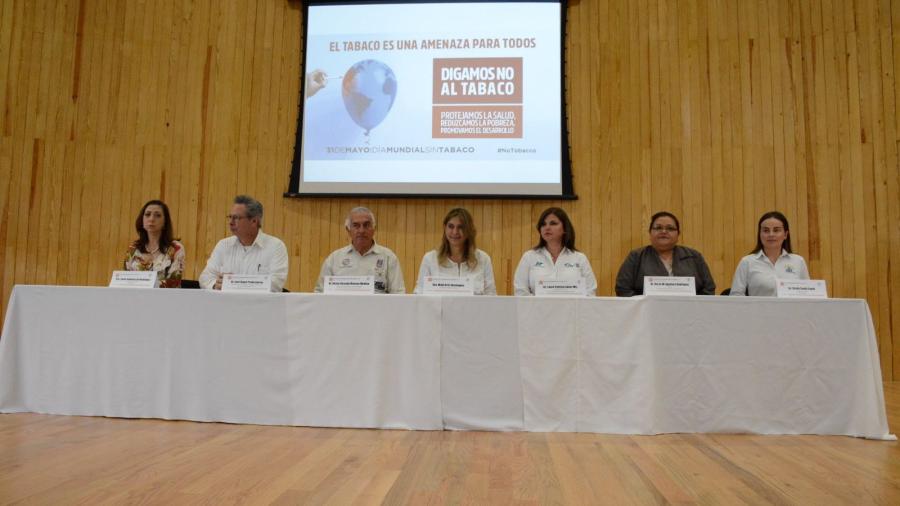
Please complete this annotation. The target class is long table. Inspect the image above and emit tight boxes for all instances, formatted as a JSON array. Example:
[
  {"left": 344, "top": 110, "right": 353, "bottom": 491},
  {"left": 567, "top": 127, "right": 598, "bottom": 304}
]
[{"left": 0, "top": 285, "right": 892, "bottom": 439}]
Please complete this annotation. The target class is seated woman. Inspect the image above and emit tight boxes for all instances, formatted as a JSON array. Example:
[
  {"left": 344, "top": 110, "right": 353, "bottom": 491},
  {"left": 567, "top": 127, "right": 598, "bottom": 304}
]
[
  {"left": 730, "top": 211, "right": 809, "bottom": 296},
  {"left": 415, "top": 208, "right": 496, "bottom": 295},
  {"left": 615, "top": 211, "right": 715, "bottom": 296},
  {"left": 514, "top": 207, "right": 597, "bottom": 296},
  {"left": 123, "top": 200, "right": 185, "bottom": 288}
]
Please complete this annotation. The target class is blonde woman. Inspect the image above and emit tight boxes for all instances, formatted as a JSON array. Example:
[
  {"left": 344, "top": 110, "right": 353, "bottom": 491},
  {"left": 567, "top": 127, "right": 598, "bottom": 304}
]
[{"left": 415, "top": 208, "right": 496, "bottom": 295}]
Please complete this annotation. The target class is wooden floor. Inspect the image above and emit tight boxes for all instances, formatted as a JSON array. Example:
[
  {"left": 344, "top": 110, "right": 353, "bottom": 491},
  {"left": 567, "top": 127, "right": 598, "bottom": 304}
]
[{"left": 2, "top": 385, "right": 900, "bottom": 505}]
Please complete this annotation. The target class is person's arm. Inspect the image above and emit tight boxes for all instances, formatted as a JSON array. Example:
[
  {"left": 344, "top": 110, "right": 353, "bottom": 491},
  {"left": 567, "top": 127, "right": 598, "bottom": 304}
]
[
  {"left": 314, "top": 253, "right": 333, "bottom": 293},
  {"left": 694, "top": 252, "right": 716, "bottom": 295},
  {"left": 513, "top": 252, "right": 532, "bottom": 296},
  {"left": 615, "top": 250, "right": 638, "bottom": 297},
  {"left": 798, "top": 256, "right": 810, "bottom": 280},
  {"left": 386, "top": 253, "right": 405, "bottom": 294},
  {"left": 729, "top": 257, "right": 749, "bottom": 296},
  {"left": 199, "top": 241, "right": 222, "bottom": 290},
  {"left": 581, "top": 254, "right": 598, "bottom": 296},
  {"left": 481, "top": 252, "right": 497, "bottom": 295},
  {"left": 268, "top": 240, "right": 289, "bottom": 292},
  {"left": 414, "top": 253, "right": 431, "bottom": 294}
]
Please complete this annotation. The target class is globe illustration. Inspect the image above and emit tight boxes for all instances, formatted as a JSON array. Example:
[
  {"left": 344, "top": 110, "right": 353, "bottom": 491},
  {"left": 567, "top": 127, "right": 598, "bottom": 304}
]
[{"left": 341, "top": 60, "right": 397, "bottom": 136}]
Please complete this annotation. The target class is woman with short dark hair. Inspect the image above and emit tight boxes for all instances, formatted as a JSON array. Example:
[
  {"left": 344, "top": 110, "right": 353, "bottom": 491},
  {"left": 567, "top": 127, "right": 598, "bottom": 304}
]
[{"left": 615, "top": 211, "right": 715, "bottom": 296}]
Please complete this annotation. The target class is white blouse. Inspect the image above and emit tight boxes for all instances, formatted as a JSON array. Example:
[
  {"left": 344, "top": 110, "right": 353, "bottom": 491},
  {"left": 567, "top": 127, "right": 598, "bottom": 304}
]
[{"left": 415, "top": 249, "right": 496, "bottom": 295}]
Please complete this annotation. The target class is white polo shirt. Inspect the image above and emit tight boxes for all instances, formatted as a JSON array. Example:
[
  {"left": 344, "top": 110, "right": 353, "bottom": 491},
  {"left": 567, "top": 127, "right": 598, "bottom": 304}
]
[
  {"left": 513, "top": 247, "right": 597, "bottom": 296},
  {"left": 315, "top": 242, "right": 405, "bottom": 294},
  {"left": 730, "top": 250, "right": 810, "bottom": 297}
]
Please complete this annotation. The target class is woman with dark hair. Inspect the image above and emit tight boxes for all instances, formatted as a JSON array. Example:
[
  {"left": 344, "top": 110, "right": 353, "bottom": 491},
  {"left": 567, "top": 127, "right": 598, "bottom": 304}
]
[
  {"left": 123, "top": 200, "right": 185, "bottom": 288},
  {"left": 513, "top": 207, "right": 597, "bottom": 296},
  {"left": 729, "top": 211, "right": 809, "bottom": 296},
  {"left": 415, "top": 208, "right": 496, "bottom": 295},
  {"left": 615, "top": 211, "right": 715, "bottom": 296}
]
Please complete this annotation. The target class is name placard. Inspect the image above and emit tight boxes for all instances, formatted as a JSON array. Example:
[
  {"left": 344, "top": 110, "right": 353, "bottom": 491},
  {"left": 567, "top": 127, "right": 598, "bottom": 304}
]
[
  {"left": 643, "top": 276, "right": 696, "bottom": 296},
  {"left": 222, "top": 274, "right": 272, "bottom": 292},
  {"left": 324, "top": 275, "right": 375, "bottom": 294},
  {"left": 422, "top": 276, "right": 474, "bottom": 296},
  {"left": 776, "top": 279, "right": 828, "bottom": 298},
  {"left": 109, "top": 270, "right": 158, "bottom": 289},
  {"left": 534, "top": 278, "right": 585, "bottom": 297}
]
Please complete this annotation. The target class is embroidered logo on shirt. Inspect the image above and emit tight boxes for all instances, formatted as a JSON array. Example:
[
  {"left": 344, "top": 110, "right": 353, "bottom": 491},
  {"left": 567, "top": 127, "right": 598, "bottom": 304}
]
[
  {"left": 376, "top": 258, "right": 385, "bottom": 269},
  {"left": 534, "top": 261, "right": 545, "bottom": 267},
  {"left": 564, "top": 262, "right": 578, "bottom": 268},
  {"left": 341, "top": 258, "right": 352, "bottom": 267},
  {"left": 785, "top": 266, "right": 794, "bottom": 274}
]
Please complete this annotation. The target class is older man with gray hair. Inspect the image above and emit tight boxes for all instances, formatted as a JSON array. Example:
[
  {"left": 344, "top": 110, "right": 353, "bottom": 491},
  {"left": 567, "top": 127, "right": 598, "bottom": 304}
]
[
  {"left": 315, "top": 207, "right": 405, "bottom": 294},
  {"left": 199, "top": 194, "right": 289, "bottom": 292}
]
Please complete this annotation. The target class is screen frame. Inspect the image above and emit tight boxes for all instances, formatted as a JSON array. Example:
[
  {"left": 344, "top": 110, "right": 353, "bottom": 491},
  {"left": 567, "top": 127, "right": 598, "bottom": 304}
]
[{"left": 285, "top": 0, "right": 575, "bottom": 200}]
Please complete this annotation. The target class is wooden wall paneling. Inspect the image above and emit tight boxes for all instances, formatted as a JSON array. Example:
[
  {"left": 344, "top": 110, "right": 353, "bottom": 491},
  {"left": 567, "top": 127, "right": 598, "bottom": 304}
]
[
  {"left": 857, "top": 0, "right": 889, "bottom": 378},
  {"left": 819, "top": 0, "right": 842, "bottom": 296},
  {"left": 737, "top": 0, "right": 755, "bottom": 265},
  {"left": 834, "top": 0, "right": 859, "bottom": 300},
  {"left": 784, "top": 1, "right": 805, "bottom": 273},
  {"left": 0, "top": 135, "right": 12, "bottom": 312},
  {"left": 875, "top": 0, "right": 897, "bottom": 379},
  {"left": 7, "top": 1, "right": 32, "bottom": 294},
  {"left": 759, "top": 0, "right": 778, "bottom": 218},
  {"left": 708, "top": 0, "right": 729, "bottom": 283},
  {"left": 0, "top": 4, "right": 14, "bottom": 134},
  {"left": 0, "top": 0, "right": 14, "bottom": 313},
  {"left": 890, "top": 0, "right": 900, "bottom": 378},
  {"left": 864, "top": 0, "right": 892, "bottom": 379},
  {"left": 627, "top": 0, "right": 643, "bottom": 259},
  {"left": 805, "top": 0, "right": 825, "bottom": 284},
  {"left": 588, "top": 0, "right": 605, "bottom": 289},
  {"left": 853, "top": 2, "right": 879, "bottom": 322}
]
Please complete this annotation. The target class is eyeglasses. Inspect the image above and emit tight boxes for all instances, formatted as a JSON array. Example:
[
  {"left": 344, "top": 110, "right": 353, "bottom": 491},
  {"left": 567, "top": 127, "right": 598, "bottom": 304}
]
[
  {"left": 651, "top": 226, "right": 678, "bottom": 233},
  {"left": 349, "top": 222, "right": 374, "bottom": 230},
  {"left": 226, "top": 214, "right": 249, "bottom": 222}
]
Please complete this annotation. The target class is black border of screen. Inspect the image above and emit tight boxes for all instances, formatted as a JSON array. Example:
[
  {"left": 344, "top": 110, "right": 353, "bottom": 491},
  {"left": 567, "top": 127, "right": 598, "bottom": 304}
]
[{"left": 285, "top": 0, "right": 574, "bottom": 200}]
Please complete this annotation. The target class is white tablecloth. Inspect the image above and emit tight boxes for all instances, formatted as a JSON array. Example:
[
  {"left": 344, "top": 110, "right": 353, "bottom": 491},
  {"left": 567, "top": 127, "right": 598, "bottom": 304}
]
[{"left": 0, "top": 286, "right": 892, "bottom": 439}]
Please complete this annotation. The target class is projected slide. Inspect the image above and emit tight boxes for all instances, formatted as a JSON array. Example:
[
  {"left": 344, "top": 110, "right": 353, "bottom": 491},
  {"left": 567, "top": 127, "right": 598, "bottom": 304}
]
[{"left": 293, "top": 1, "right": 567, "bottom": 197}]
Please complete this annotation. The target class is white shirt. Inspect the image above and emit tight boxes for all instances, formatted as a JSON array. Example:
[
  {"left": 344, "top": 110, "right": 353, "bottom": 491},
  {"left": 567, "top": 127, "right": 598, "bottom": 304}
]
[
  {"left": 513, "top": 247, "right": 597, "bottom": 296},
  {"left": 315, "top": 242, "right": 405, "bottom": 294},
  {"left": 730, "top": 250, "right": 810, "bottom": 297},
  {"left": 414, "top": 249, "right": 497, "bottom": 295},
  {"left": 199, "top": 231, "right": 289, "bottom": 292}
]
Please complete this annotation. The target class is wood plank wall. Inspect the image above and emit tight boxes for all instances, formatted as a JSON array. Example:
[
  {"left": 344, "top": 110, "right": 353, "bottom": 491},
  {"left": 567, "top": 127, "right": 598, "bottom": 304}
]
[{"left": 0, "top": 0, "right": 898, "bottom": 378}]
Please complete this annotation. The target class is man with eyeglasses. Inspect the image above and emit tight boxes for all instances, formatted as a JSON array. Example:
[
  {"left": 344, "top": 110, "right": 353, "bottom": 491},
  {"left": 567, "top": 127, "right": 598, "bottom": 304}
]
[
  {"left": 315, "top": 207, "right": 405, "bottom": 294},
  {"left": 199, "top": 195, "right": 289, "bottom": 292}
]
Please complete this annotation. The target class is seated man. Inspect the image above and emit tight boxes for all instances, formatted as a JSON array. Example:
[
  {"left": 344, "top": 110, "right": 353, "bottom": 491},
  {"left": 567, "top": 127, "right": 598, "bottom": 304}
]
[
  {"left": 315, "top": 207, "right": 405, "bottom": 294},
  {"left": 199, "top": 195, "right": 289, "bottom": 292}
]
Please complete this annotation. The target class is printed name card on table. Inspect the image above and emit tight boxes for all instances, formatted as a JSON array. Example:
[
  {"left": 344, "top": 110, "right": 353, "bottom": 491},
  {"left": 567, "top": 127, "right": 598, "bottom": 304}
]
[
  {"left": 324, "top": 276, "right": 375, "bottom": 294},
  {"left": 643, "top": 276, "right": 696, "bottom": 296},
  {"left": 534, "top": 278, "right": 585, "bottom": 297},
  {"left": 776, "top": 279, "right": 828, "bottom": 298},
  {"left": 109, "top": 271, "right": 158, "bottom": 289},
  {"left": 422, "top": 276, "right": 474, "bottom": 296},
  {"left": 222, "top": 274, "right": 272, "bottom": 292}
]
